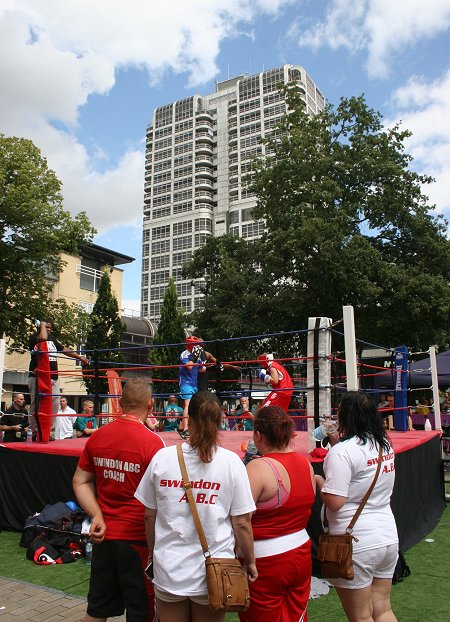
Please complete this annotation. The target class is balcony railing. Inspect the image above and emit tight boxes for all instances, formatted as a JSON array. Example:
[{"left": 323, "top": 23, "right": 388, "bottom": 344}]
[{"left": 76, "top": 264, "right": 103, "bottom": 293}]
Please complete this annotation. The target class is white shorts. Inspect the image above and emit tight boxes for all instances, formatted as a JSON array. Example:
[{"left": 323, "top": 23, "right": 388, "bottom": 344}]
[
  {"left": 329, "top": 544, "right": 398, "bottom": 590},
  {"left": 154, "top": 586, "right": 208, "bottom": 606}
]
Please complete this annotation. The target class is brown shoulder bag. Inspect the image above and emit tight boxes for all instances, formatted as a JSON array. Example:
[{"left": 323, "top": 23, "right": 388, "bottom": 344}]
[
  {"left": 317, "top": 445, "right": 383, "bottom": 580},
  {"left": 176, "top": 444, "right": 250, "bottom": 612}
]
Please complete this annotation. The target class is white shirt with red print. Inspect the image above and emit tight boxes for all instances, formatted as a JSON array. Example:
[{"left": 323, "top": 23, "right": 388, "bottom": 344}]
[
  {"left": 322, "top": 435, "right": 398, "bottom": 552},
  {"left": 135, "top": 443, "right": 255, "bottom": 595}
]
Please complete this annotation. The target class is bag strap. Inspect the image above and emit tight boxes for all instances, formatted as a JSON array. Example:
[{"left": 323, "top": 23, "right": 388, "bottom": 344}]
[
  {"left": 176, "top": 444, "right": 211, "bottom": 557},
  {"left": 324, "top": 445, "right": 383, "bottom": 534}
]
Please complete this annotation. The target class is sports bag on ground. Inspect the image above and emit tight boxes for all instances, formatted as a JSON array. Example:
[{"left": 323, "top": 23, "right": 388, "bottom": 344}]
[{"left": 177, "top": 444, "right": 250, "bottom": 612}]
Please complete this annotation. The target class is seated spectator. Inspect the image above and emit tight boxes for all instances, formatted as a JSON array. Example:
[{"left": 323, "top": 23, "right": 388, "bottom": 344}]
[
  {"left": 219, "top": 405, "right": 230, "bottom": 430},
  {"left": 0, "top": 393, "right": 29, "bottom": 443},
  {"left": 233, "top": 396, "right": 254, "bottom": 431},
  {"left": 74, "top": 400, "right": 98, "bottom": 437},
  {"left": 54, "top": 396, "right": 77, "bottom": 440},
  {"left": 416, "top": 396, "right": 430, "bottom": 417},
  {"left": 378, "top": 393, "right": 389, "bottom": 409},
  {"left": 160, "top": 395, "right": 183, "bottom": 431}
]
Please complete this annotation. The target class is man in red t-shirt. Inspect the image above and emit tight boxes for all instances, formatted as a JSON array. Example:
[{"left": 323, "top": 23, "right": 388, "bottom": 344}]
[
  {"left": 73, "top": 378, "right": 164, "bottom": 622},
  {"left": 257, "top": 353, "right": 294, "bottom": 413}
]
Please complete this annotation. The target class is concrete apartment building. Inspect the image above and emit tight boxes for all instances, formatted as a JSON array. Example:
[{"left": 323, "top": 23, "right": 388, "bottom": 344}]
[
  {"left": 2, "top": 243, "right": 133, "bottom": 410},
  {"left": 141, "top": 64, "right": 325, "bottom": 322}
]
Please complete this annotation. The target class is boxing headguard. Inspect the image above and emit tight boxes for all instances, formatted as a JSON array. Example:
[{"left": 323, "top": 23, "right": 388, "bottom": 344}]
[
  {"left": 185, "top": 335, "right": 203, "bottom": 352},
  {"left": 257, "top": 353, "right": 274, "bottom": 368}
]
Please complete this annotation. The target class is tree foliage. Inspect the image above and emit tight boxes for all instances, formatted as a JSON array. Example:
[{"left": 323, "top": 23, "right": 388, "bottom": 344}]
[
  {"left": 185, "top": 91, "right": 450, "bottom": 351},
  {"left": 83, "top": 270, "right": 124, "bottom": 399},
  {"left": 0, "top": 134, "right": 95, "bottom": 345},
  {"left": 150, "top": 278, "right": 186, "bottom": 398}
]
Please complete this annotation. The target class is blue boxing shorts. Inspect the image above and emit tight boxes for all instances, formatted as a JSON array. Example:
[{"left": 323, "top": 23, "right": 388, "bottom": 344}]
[{"left": 180, "top": 384, "right": 197, "bottom": 400}]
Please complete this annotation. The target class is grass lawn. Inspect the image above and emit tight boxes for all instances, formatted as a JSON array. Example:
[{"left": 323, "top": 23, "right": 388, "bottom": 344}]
[{"left": 1, "top": 486, "right": 448, "bottom": 621}]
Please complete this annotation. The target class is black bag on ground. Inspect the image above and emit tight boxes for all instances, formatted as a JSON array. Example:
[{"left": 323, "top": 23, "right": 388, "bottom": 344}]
[
  {"left": 20, "top": 502, "right": 74, "bottom": 548},
  {"left": 392, "top": 551, "right": 411, "bottom": 584}
]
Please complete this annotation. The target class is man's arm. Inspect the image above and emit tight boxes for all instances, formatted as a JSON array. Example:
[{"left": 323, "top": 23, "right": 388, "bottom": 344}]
[
  {"left": 231, "top": 513, "right": 257, "bottom": 582},
  {"left": 72, "top": 466, "right": 106, "bottom": 543},
  {"left": 61, "top": 347, "right": 89, "bottom": 366}
]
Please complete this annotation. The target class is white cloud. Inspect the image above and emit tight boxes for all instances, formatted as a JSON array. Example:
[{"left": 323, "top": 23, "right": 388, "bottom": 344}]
[
  {"left": 293, "top": 0, "right": 450, "bottom": 78},
  {"left": 0, "top": 0, "right": 291, "bottom": 232},
  {"left": 389, "top": 69, "right": 450, "bottom": 217}
]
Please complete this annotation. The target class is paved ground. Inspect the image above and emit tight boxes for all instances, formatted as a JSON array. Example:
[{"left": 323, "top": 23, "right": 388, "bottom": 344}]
[{"left": 0, "top": 577, "right": 125, "bottom": 621}]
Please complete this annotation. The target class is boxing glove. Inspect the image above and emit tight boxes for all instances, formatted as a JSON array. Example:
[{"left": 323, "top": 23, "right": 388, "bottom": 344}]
[
  {"left": 191, "top": 344, "right": 204, "bottom": 359},
  {"left": 258, "top": 369, "right": 270, "bottom": 383}
]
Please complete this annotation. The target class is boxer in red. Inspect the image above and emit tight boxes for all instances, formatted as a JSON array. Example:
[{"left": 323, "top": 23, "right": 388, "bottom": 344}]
[{"left": 257, "top": 353, "right": 294, "bottom": 413}]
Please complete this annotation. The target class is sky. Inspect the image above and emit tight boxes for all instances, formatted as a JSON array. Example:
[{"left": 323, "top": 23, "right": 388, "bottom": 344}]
[{"left": 2, "top": 0, "right": 450, "bottom": 313}]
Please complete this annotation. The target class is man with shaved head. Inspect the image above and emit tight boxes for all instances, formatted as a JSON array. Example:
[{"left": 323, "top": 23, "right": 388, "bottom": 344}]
[{"left": 73, "top": 378, "right": 164, "bottom": 622}]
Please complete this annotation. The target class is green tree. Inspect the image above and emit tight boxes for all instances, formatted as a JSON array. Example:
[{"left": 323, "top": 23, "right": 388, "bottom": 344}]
[
  {"left": 83, "top": 270, "right": 124, "bottom": 403},
  {"left": 48, "top": 299, "right": 91, "bottom": 349},
  {"left": 0, "top": 134, "right": 95, "bottom": 345},
  {"left": 183, "top": 235, "right": 274, "bottom": 361},
  {"left": 150, "top": 278, "right": 186, "bottom": 398},
  {"left": 186, "top": 92, "right": 450, "bottom": 350}
]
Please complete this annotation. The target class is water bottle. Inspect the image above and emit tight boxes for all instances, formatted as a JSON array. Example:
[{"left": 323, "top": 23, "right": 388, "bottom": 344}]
[
  {"left": 243, "top": 440, "right": 258, "bottom": 465},
  {"left": 313, "top": 415, "right": 339, "bottom": 445},
  {"left": 424, "top": 417, "right": 432, "bottom": 431},
  {"left": 26, "top": 428, "right": 33, "bottom": 445},
  {"left": 85, "top": 540, "right": 93, "bottom": 565}
]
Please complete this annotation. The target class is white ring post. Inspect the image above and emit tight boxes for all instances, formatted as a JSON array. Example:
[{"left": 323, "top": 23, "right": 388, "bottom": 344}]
[
  {"left": 343, "top": 306, "right": 359, "bottom": 391},
  {"left": 429, "top": 347, "right": 442, "bottom": 431},
  {"left": 307, "top": 317, "right": 332, "bottom": 453}
]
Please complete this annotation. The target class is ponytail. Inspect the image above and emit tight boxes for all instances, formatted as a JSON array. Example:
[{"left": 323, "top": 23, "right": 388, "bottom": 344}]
[{"left": 188, "top": 391, "right": 221, "bottom": 462}]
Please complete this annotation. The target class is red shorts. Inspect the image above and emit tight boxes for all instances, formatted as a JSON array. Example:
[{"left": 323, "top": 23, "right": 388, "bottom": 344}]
[
  {"left": 239, "top": 542, "right": 311, "bottom": 622},
  {"left": 260, "top": 389, "right": 293, "bottom": 413}
]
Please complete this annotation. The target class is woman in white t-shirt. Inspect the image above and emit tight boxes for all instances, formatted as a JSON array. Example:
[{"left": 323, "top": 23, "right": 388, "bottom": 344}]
[
  {"left": 316, "top": 391, "right": 398, "bottom": 622},
  {"left": 135, "top": 391, "right": 258, "bottom": 622}
]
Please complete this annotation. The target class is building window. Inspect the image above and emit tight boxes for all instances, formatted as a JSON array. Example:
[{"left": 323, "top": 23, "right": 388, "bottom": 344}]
[
  {"left": 194, "top": 233, "right": 210, "bottom": 247},
  {"left": 194, "top": 218, "right": 212, "bottom": 232},
  {"left": 151, "top": 270, "right": 170, "bottom": 285},
  {"left": 173, "top": 251, "right": 193, "bottom": 265},
  {"left": 173, "top": 235, "right": 192, "bottom": 251},
  {"left": 77, "top": 260, "right": 103, "bottom": 292},
  {"left": 151, "top": 240, "right": 170, "bottom": 255},
  {"left": 152, "top": 255, "right": 170, "bottom": 269},
  {"left": 152, "top": 225, "right": 171, "bottom": 240},
  {"left": 173, "top": 220, "right": 193, "bottom": 235}
]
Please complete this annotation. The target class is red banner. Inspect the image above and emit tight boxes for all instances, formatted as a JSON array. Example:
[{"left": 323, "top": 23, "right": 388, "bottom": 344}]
[{"left": 106, "top": 370, "right": 122, "bottom": 415}]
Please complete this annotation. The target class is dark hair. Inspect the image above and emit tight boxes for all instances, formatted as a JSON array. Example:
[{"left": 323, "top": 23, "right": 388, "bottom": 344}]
[
  {"left": 188, "top": 391, "right": 221, "bottom": 463},
  {"left": 337, "top": 392, "right": 390, "bottom": 451},
  {"left": 254, "top": 406, "right": 294, "bottom": 449}
]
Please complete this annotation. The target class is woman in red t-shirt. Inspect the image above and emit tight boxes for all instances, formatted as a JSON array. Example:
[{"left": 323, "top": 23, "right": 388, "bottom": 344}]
[{"left": 240, "top": 406, "right": 316, "bottom": 622}]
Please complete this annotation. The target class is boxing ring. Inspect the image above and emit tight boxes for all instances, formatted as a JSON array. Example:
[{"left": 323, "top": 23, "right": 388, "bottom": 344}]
[{"left": 0, "top": 306, "right": 447, "bottom": 574}]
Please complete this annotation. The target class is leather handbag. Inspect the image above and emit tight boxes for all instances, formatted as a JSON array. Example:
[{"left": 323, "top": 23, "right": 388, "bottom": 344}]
[
  {"left": 318, "top": 445, "right": 383, "bottom": 580},
  {"left": 176, "top": 444, "right": 250, "bottom": 612}
]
